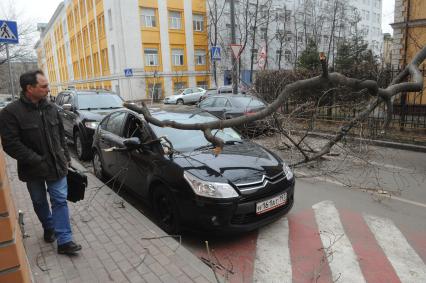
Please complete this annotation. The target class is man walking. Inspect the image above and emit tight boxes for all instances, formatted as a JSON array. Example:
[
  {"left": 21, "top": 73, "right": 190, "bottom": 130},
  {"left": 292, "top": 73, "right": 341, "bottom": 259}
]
[{"left": 0, "top": 70, "right": 81, "bottom": 255}]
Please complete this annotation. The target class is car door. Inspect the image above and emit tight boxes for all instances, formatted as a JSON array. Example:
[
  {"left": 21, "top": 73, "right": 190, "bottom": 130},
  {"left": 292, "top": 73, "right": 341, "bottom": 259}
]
[
  {"left": 198, "top": 97, "right": 217, "bottom": 113},
  {"left": 116, "top": 113, "right": 156, "bottom": 197},
  {"left": 182, "top": 88, "right": 193, "bottom": 103},
  {"left": 192, "top": 87, "right": 204, "bottom": 102},
  {"left": 60, "top": 92, "right": 75, "bottom": 137},
  {"left": 98, "top": 112, "right": 127, "bottom": 177},
  {"left": 208, "top": 97, "right": 232, "bottom": 118},
  {"left": 56, "top": 92, "right": 73, "bottom": 136}
]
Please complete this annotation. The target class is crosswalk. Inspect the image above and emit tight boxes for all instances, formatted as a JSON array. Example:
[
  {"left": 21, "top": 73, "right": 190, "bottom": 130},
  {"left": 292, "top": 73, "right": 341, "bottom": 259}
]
[{"left": 253, "top": 200, "right": 426, "bottom": 283}]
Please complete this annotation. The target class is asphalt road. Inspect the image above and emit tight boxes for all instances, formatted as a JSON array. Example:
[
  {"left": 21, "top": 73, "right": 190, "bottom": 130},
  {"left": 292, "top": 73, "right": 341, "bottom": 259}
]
[{"left": 69, "top": 137, "right": 426, "bottom": 282}]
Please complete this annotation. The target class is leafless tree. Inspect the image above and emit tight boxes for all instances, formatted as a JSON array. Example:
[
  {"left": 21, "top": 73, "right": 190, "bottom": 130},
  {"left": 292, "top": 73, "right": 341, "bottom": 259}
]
[{"left": 125, "top": 46, "right": 426, "bottom": 168}]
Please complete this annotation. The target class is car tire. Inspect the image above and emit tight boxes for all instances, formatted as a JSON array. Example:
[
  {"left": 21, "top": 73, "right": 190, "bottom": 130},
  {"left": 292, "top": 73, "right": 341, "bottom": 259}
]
[
  {"left": 92, "top": 149, "right": 105, "bottom": 180},
  {"left": 74, "top": 131, "right": 91, "bottom": 161},
  {"left": 153, "top": 185, "right": 181, "bottom": 234},
  {"left": 176, "top": 99, "right": 184, "bottom": 105}
]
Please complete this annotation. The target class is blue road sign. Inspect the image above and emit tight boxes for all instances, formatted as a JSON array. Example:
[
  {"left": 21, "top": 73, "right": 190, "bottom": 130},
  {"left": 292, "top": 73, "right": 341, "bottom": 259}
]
[
  {"left": 211, "top": 46, "right": 221, "bottom": 61},
  {"left": 0, "top": 20, "right": 19, "bottom": 44},
  {"left": 124, "top": 68, "right": 133, "bottom": 77}
]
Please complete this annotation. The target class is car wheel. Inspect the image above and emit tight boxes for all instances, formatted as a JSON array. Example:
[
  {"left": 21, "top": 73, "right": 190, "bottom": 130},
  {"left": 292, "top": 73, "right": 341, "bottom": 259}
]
[
  {"left": 153, "top": 185, "right": 180, "bottom": 234},
  {"left": 176, "top": 99, "right": 184, "bottom": 105},
  {"left": 92, "top": 149, "right": 105, "bottom": 180},
  {"left": 74, "top": 131, "right": 91, "bottom": 161}
]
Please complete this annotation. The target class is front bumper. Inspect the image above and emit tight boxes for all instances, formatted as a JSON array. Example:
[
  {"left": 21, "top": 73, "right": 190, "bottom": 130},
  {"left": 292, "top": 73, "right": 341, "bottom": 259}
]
[
  {"left": 163, "top": 99, "right": 176, "bottom": 104},
  {"left": 177, "top": 182, "right": 295, "bottom": 233}
]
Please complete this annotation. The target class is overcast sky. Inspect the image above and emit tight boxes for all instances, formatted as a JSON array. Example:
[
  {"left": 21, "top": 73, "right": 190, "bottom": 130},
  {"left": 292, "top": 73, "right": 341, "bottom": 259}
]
[{"left": 3, "top": 0, "right": 396, "bottom": 43}]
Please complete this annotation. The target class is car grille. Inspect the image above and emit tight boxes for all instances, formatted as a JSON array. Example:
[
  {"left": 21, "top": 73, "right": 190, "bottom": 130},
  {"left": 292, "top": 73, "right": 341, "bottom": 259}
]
[
  {"left": 235, "top": 171, "right": 286, "bottom": 194},
  {"left": 230, "top": 196, "right": 293, "bottom": 225}
]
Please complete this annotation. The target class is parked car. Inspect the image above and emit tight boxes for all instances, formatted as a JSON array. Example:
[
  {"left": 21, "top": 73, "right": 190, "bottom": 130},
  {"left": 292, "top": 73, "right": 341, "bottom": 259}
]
[
  {"left": 91, "top": 108, "right": 295, "bottom": 234},
  {"left": 0, "top": 97, "right": 12, "bottom": 110},
  {"left": 163, "top": 87, "right": 206, "bottom": 105},
  {"left": 200, "top": 85, "right": 247, "bottom": 101},
  {"left": 55, "top": 90, "right": 124, "bottom": 160},
  {"left": 197, "top": 94, "right": 269, "bottom": 135}
]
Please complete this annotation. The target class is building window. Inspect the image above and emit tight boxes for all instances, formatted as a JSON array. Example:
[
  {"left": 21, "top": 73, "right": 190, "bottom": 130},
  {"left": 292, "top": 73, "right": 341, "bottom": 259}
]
[
  {"left": 171, "top": 49, "right": 184, "bottom": 66},
  {"left": 108, "top": 9, "right": 113, "bottom": 31},
  {"left": 197, "top": 81, "right": 208, "bottom": 90},
  {"left": 144, "top": 48, "right": 159, "bottom": 66},
  {"left": 169, "top": 11, "right": 182, "bottom": 29},
  {"left": 284, "top": 50, "right": 291, "bottom": 61},
  {"left": 193, "top": 14, "right": 204, "bottom": 32},
  {"left": 174, "top": 82, "right": 186, "bottom": 92},
  {"left": 195, "top": 49, "right": 206, "bottom": 65},
  {"left": 140, "top": 8, "right": 156, "bottom": 27},
  {"left": 275, "top": 49, "right": 282, "bottom": 62}
]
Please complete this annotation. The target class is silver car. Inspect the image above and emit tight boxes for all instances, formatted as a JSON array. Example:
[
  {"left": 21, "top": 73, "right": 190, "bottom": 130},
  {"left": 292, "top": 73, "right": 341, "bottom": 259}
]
[{"left": 163, "top": 87, "right": 206, "bottom": 105}]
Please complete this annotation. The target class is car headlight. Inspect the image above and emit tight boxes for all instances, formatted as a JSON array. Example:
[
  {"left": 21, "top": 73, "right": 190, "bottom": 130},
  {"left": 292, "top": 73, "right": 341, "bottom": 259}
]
[
  {"left": 183, "top": 171, "right": 238, "bottom": 199},
  {"left": 85, "top": 121, "right": 99, "bottom": 129},
  {"left": 283, "top": 164, "right": 293, "bottom": 180}
]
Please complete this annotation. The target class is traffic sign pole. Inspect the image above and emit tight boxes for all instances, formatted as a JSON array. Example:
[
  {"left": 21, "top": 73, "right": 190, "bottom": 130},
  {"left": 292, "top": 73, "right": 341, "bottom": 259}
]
[{"left": 6, "top": 44, "right": 15, "bottom": 100}]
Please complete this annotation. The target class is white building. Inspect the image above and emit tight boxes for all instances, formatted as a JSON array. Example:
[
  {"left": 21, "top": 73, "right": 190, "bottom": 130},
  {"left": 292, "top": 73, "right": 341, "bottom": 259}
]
[{"left": 209, "top": 0, "right": 383, "bottom": 86}]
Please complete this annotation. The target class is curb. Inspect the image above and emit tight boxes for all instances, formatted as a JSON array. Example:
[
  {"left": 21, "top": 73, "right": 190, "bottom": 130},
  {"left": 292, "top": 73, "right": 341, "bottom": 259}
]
[{"left": 304, "top": 131, "right": 426, "bottom": 153}]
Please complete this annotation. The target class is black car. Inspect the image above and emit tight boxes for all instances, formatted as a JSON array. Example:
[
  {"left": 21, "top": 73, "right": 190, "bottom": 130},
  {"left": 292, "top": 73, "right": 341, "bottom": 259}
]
[
  {"left": 91, "top": 108, "right": 295, "bottom": 234},
  {"left": 197, "top": 94, "right": 269, "bottom": 135},
  {"left": 55, "top": 90, "right": 124, "bottom": 160}
]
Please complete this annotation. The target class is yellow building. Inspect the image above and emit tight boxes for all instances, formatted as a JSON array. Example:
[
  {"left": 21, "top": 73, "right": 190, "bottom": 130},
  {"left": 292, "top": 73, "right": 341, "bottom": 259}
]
[
  {"left": 391, "top": 0, "right": 426, "bottom": 105},
  {"left": 35, "top": 0, "right": 210, "bottom": 100}
]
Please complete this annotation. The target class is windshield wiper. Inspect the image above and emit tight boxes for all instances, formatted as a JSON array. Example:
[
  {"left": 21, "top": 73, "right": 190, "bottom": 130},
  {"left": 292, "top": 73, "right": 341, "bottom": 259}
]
[
  {"left": 79, "top": 107, "right": 100, "bottom": 110},
  {"left": 224, "top": 140, "right": 243, "bottom": 145},
  {"left": 193, "top": 144, "right": 215, "bottom": 151},
  {"left": 99, "top": 106, "right": 122, "bottom": 109}
]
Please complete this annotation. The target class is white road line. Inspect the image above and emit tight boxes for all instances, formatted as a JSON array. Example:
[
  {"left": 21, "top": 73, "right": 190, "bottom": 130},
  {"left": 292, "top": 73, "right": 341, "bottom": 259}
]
[
  {"left": 254, "top": 217, "right": 292, "bottom": 283},
  {"left": 364, "top": 215, "right": 426, "bottom": 283},
  {"left": 312, "top": 201, "right": 366, "bottom": 283},
  {"left": 297, "top": 171, "right": 426, "bottom": 209}
]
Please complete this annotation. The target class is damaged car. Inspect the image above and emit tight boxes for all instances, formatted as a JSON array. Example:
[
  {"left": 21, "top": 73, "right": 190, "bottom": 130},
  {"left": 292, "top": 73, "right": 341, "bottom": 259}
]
[{"left": 91, "top": 108, "right": 295, "bottom": 233}]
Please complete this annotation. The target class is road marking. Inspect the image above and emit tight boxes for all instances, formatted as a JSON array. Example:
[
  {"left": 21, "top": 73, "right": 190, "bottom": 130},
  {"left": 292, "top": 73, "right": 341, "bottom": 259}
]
[
  {"left": 288, "top": 210, "right": 333, "bottom": 283},
  {"left": 365, "top": 215, "right": 426, "bottom": 283},
  {"left": 254, "top": 217, "right": 292, "bottom": 282},
  {"left": 339, "top": 210, "right": 402, "bottom": 283},
  {"left": 297, "top": 171, "right": 426, "bottom": 209},
  {"left": 312, "top": 201, "right": 366, "bottom": 283}
]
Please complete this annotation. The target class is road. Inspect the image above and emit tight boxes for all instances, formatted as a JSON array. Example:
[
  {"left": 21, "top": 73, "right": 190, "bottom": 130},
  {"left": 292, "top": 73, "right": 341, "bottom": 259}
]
[{"left": 69, "top": 138, "right": 426, "bottom": 283}]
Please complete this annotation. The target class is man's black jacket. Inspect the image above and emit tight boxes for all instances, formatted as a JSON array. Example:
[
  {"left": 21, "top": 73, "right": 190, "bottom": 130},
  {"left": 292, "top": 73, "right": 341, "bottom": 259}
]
[{"left": 0, "top": 94, "right": 71, "bottom": 182}]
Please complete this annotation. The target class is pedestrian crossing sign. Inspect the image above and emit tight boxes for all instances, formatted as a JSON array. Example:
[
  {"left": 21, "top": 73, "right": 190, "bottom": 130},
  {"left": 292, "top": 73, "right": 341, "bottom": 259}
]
[
  {"left": 0, "top": 20, "right": 19, "bottom": 44},
  {"left": 211, "top": 46, "right": 221, "bottom": 61},
  {"left": 124, "top": 68, "right": 133, "bottom": 77}
]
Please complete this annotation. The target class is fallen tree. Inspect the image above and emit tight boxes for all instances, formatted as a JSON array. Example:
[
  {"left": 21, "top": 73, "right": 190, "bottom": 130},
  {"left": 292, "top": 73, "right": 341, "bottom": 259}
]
[{"left": 124, "top": 47, "right": 426, "bottom": 165}]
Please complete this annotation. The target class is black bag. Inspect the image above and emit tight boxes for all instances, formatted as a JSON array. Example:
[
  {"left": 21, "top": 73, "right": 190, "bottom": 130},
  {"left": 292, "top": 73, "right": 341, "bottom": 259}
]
[{"left": 67, "top": 167, "right": 87, "bottom": 203}]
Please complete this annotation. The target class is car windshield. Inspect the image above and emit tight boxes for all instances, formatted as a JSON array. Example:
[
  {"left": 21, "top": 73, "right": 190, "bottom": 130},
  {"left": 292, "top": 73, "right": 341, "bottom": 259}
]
[
  {"left": 77, "top": 94, "right": 123, "bottom": 110},
  {"left": 230, "top": 96, "right": 265, "bottom": 108},
  {"left": 150, "top": 112, "right": 242, "bottom": 152}
]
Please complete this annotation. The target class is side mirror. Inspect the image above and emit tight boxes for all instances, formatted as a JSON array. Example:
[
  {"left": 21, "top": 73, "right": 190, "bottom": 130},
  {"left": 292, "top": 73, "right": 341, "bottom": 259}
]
[
  {"left": 123, "top": 137, "right": 141, "bottom": 150},
  {"left": 63, "top": 104, "right": 72, "bottom": 111}
]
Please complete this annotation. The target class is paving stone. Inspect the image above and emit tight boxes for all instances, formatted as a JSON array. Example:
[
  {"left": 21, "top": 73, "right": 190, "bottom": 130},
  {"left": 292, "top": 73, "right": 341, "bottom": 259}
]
[
  {"left": 160, "top": 273, "right": 180, "bottom": 283},
  {"left": 7, "top": 156, "right": 215, "bottom": 283},
  {"left": 149, "top": 261, "right": 168, "bottom": 276},
  {"left": 143, "top": 272, "right": 162, "bottom": 283}
]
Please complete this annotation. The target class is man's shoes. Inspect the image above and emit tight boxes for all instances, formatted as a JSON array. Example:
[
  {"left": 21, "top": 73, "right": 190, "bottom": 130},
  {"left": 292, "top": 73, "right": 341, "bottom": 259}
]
[
  {"left": 57, "top": 241, "right": 82, "bottom": 255},
  {"left": 43, "top": 229, "right": 56, "bottom": 243}
]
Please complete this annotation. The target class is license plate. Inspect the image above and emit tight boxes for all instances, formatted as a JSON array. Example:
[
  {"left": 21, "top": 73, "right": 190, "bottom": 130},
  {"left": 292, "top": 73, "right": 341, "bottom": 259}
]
[{"left": 256, "top": 192, "right": 287, "bottom": 215}]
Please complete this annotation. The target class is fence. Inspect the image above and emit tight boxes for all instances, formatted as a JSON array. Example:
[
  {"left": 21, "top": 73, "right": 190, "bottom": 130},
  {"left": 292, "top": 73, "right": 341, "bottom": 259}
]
[{"left": 281, "top": 66, "right": 426, "bottom": 133}]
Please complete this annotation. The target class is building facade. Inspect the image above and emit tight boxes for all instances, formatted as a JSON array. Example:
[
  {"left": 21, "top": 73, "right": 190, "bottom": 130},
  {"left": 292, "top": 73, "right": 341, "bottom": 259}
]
[
  {"left": 35, "top": 0, "right": 210, "bottom": 100},
  {"left": 209, "top": 0, "right": 383, "bottom": 86},
  {"left": 391, "top": 0, "right": 426, "bottom": 105}
]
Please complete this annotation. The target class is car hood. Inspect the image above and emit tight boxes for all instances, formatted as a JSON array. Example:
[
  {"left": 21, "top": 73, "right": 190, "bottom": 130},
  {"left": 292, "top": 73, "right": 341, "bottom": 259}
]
[
  {"left": 174, "top": 142, "right": 283, "bottom": 190},
  {"left": 77, "top": 108, "right": 124, "bottom": 121}
]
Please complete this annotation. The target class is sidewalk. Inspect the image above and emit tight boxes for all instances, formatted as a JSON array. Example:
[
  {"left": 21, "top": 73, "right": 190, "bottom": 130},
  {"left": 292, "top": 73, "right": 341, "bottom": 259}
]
[{"left": 6, "top": 156, "right": 216, "bottom": 283}]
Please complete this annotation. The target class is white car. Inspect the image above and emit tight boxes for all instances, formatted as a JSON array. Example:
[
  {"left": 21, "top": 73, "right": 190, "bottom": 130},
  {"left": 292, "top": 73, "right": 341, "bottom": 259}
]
[{"left": 163, "top": 87, "right": 206, "bottom": 105}]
